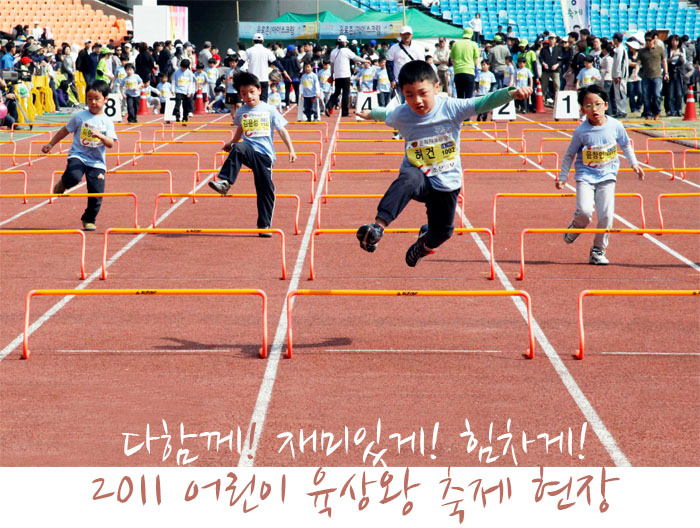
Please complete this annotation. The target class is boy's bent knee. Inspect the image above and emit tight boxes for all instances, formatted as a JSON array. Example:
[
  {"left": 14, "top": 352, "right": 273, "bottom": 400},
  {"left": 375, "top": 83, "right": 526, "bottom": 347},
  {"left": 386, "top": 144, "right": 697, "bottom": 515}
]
[{"left": 425, "top": 226, "right": 453, "bottom": 249}]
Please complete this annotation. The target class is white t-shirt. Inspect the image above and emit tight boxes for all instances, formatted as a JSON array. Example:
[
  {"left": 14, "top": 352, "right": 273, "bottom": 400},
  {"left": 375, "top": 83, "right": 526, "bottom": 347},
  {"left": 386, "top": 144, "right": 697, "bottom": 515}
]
[
  {"left": 245, "top": 43, "right": 276, "bottom": 82},
  {"left": 385, "top": 41, "right": 426, "bottom": 82},
  {"left": 470, "top": 18, "right": 483, "bottom": 32},
  {"left": 329, "top": 47, "right": 363, "bottom": 79}
]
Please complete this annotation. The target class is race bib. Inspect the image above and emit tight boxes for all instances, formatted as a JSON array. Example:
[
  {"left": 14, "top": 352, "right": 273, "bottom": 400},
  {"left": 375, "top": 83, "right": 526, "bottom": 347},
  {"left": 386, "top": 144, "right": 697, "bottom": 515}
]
[
  {"left": 240, "top": 111, "right": 271, "bottom": 138},
  {"left": 583, "top": 75, "right": 593, "bottom": 86},
  {"left": 406, "top": 133, "right": 458, "bottom": 176},
  {"left": 177, "top": 76, "right": 189, "bottom": 87},
  {"left": 582, "top": 141, "right": 618, "bottom": 168},
  {"left": 303, "top": 78, "right": 313, "bottom": 89},
  {"left": 207, "top": 70, "right": 218, "bottom": 82},
  {"left": 79, "top": 122, "right": 106, "bottom": 148},
  {"left": 362, "top": 71, "right": 374, "bottom": 82},
  {"left": 125, "top": 79, "right": 137, "bottom": 90},
  {"left": 118, "top": 71, "right": 127, "bottom": 81}
]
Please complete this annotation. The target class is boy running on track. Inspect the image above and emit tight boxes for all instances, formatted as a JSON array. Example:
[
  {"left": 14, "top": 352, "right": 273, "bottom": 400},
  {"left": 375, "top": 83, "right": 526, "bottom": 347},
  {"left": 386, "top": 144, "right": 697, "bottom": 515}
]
[
  {"left": 42, "top": 80, "right": 116, "bottom": 231},
  {"left": 556, "top": 84, "right": 644, "bottom": 265},
  {"left": 356, "top": 60, "right": 531, "bottom": 266},
  {"left": 207, "top": 72, "right": 297, "bottom": 235}
]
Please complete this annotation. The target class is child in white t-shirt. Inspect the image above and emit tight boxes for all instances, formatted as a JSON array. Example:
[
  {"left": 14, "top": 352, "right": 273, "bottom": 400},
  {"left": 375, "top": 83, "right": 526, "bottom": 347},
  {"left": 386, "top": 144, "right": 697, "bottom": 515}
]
[
  {"left": 514, "top": 58, "right": 533, "bottom": 112},
  {"left": 476, "top": 60, "right": 496, "bottom": 121},
  {"left": 576, "top": 55, "right": 602, "bottom": 89}
]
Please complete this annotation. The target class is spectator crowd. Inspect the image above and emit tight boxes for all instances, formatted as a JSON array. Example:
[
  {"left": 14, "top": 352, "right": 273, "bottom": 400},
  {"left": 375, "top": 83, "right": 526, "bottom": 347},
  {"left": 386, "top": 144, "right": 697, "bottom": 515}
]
[{"left": 1, "top": 17, "right": 699, "bottom": 128}]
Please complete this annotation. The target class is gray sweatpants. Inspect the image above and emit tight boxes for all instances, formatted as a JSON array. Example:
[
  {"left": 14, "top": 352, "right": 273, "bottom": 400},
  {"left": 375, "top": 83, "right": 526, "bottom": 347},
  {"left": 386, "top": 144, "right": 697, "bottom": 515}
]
[{"left": 572, "top": 179, "right": 616, "bottom": 251}]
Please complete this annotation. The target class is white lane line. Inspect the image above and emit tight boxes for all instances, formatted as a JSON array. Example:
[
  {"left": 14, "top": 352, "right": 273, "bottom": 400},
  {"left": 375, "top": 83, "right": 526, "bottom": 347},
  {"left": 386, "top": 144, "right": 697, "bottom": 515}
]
[
  {"left": 57, "top": 349, "right": 232, "bottom": 354},
  {"left": 0, "top": 116, "right": 233, "bottom": 361},
  {"left": 509, "top": 116, "right": 700, "bottom": 273},
  {"left": 238, "top": 114, "right": 341, "bottom": 468},
  {"left": 465, "top": 123, "right": 631, "bottom": 466},
  {"left": 601, "top": 351, "right": 700, "bottom": 356},
  {"left": 324, "top": 348, "right": 502, "bottom": 353}
]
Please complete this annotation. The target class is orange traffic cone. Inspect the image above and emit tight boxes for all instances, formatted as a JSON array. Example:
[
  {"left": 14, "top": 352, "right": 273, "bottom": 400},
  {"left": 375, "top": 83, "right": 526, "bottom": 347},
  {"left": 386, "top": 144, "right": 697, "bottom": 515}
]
[
  {"left": 137, "top": 88, "right": 149, "bottom": 115},
  {"left": 534, "top": 79, "right": 545, "bottom": 113},
  {"left": 683, "top": 86, "right": 697, "bottom": 122},
  {"left": 194, "top": 87, "right": 205, "bottom": 115}
]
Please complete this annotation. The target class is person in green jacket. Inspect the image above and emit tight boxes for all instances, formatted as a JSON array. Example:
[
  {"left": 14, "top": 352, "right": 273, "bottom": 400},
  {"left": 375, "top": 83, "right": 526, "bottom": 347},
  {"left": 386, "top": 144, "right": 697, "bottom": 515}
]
[
  {"left": 449, "top": 27, "right": 480, "bottom": 99},
  {"left": 95, "top": 47, "right": 114, "bottom": 88}
]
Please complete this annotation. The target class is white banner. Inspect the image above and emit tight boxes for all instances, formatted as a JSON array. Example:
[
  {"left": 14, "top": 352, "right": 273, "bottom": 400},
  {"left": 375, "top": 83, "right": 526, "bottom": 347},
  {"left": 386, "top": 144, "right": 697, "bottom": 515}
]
[
  {"left": 559, "top": 0, "right": 590, "bottom": 33},
  {"left": 238, "top": 22, "right": 318, "bottom": 41},
  {"left": 320, "top": 22, "right": 403, "bottom": 40},
  {"left": 0, "top": 467, "right": 697, "bottom": 526}
]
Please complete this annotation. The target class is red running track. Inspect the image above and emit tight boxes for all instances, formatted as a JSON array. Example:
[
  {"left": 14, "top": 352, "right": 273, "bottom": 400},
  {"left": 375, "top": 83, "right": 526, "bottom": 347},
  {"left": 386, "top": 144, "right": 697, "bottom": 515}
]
[{"left": 0, "top": 108, "right": 698, "bottom": 468}]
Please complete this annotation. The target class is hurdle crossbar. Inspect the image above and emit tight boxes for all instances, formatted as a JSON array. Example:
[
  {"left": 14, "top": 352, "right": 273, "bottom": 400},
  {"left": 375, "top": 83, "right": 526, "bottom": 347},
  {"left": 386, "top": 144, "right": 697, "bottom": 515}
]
[
  {"left": 646, "top": 135, "right": 698, "bottom": 152},
  {"left": 1, "top": 229, "right": 86, "bottom": 279},
  {"left": 518, "top": 228, "right": 700, "bottom": 280},
  {"left": 102, "top": 227, "right": 287, "bottom": 280},
  {"left": 285, "top": 121, "right": 329, "bottom": 139},
  {"left": 214, "top": 151, "right": 317, "bottom": 171},
  {"left": 657, "top": 193, "right": 700, "bottom": 229},
  {"left": 136, "top": 139, "right": 226, "bottom": 154},
  {"left": 8, "top": 127, "right": 52, "bottom": 142},
  {"left": 23, "top": 288, "right": 268, "bottom": 359},
  {"left": 0, "top": 170, "right": 29, "bottom": 201},
  {"left": 576, "top": 289, "right": 699, "bottom": 359},
  {"left": 285, "top": 289, "right": 534, "bottom": 358},
  {"left": 194, "top": 167, "right": 316, "bottom": 201},
  {"left": 316, "top": 194, "right": 465, "bottom": 231},
  {"left": 492, "top": 193, "right": 646, "bottom": 234},
  {"left": 3, "top": 192, "right": 139, "bottom": 227},
  {"left": 682, "top": 150, "right": 699, "bottom": 180},
  {"left": 310, "top": 227, "right": 494, "bottom": 280},
  {"left": 154, "top": 128, "right": 234, "bottom": 142},
  {"left": 632, "top": 150, "right": 676, "bottom": 178},
  {"left": 0, "top": 140, "right": 18, "bottom": 165},
  {"left": 153, "top": 193, "right": 300, "bottom": 234}
]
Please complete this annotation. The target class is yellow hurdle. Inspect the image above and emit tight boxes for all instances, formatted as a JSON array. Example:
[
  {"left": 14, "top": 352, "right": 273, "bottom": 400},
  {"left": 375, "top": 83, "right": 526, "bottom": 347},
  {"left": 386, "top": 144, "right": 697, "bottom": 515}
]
[
  {"left": 576, "top": 290, "right": 700, "bottom": 359},
  {"left": 23, "top": 288, "right": 269, "bottom": 359},
  {"left": 491, "top": 193, "right": 646, "bottom": 234},
  {"left": 1, "top": 229, "right": 86, "bottom": 279},
  {"left": 101, "top": 228, "right": 287, "bottom": 280},
  {"left": 309, "top": 227, "right": 494, "bottom": 280},
  {"left": 285, "top": 289, "right": 535, "bottom": 359},
  {"left": 656, "top": 193, "right": 700, "bottom": 229},
  {"left": 518, "top": 228, "right": 700, "bottom": 280}
]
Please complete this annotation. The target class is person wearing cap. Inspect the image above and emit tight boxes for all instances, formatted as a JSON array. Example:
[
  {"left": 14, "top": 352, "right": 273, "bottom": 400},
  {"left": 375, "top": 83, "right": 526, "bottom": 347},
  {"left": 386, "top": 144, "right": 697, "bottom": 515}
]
[
  {"left": 488, "top": 34, "right": 510, "bottom": 89},
  {"left": 386, "top": 26, "right": 425, "bottom": 96},
  {"left": 245, "top": 33, "right": 290, "bottom": 102},
  {"left": 611, "top": 32, "right": 629, "bottom": 118},
  {"left": 31, "top": 21, "right": 43, "bottom": 42},
  {"left": 434, "top": 37, "right": 450, "bottom": 93},
  {"left": 95, "top": 47, "right": 114, "bottom": 85},
  {"left": 539, "top": 34, "right": 562, "bottom": 102},
  {"left": 450, "top": 27, "right": 479, "bottom": 99},
  {"left": 325, "top": 35, "right": 364, "bottom": 117},
  {"left": 626, "top": 38, "right": 642, "bottom": 113}
]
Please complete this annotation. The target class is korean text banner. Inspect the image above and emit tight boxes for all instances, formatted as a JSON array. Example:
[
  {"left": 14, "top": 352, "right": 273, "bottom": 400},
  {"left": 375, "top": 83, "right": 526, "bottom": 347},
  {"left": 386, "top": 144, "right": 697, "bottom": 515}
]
[
  {"left": 320, "top": 22, "right": 403, "bottom": 40},
  {"left": 560, "top": 0, "right": 590, "bottom": 32},
  {"left": 238, "top": 22, "right": 318, "bottom": 40}
]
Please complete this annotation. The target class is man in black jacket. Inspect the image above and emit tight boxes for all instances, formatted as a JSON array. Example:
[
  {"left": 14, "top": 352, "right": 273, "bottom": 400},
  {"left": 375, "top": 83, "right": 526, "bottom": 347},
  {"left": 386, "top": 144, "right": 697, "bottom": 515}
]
[{"left": 539, "top": 34, "right": 563, "bottom": 103}]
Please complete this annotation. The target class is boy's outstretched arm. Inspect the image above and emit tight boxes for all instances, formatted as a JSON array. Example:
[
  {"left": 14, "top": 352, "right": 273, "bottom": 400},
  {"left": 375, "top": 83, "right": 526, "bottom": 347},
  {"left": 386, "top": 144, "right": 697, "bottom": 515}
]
[
  {"left": 41, "top": 127, "right": 70, "bottom": 153},
  {"left": 473, "top": 86, "right": 532, "bottom": 114},
  {"left": 278, "top": 127, "right": 297, "bottom": 162},
  {"left": 356, "top": 106, "right": 388, "bottom": 121}
]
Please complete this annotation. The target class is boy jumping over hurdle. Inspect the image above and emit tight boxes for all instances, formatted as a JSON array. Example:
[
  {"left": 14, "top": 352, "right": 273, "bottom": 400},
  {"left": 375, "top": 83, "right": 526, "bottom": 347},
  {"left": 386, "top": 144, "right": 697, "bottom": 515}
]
[
  {"left": 356, "top": 60, "right": 531, "bottom": 266},
  {"left": 208, "top": 72, "right": 296, "bottom": 235}
]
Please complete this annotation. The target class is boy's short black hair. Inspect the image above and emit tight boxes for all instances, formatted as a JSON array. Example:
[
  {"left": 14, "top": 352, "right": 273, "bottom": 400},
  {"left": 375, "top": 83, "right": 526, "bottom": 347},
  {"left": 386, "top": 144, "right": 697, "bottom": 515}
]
[
  {"left": 196, "top": 62, "right": 204, "bottom": 69},
  {"left": 516, "top": 57, "right": 525, "bottom": 64},
  {"left": 215, "top": 85, "right": 225, "bottom": 93},
  {"left": 322, "top": 59, "right": 330, "bottom": 65},
  {"left": 233, "top": 71, "right": 261, "bottom": 91},
  {"left": 87, "top": 80, "right": 110, "bottom": 97},
  {"left": 125, "top": 62, "right": 135, "bottom": 70},
  {"left": 179, "top": 58, "right": 190, "bottom": 68},
  {"left": 397, "top": 60, "right": 438, "bottom": 88},
  {"left": 481, "top": 59, "right": 489, "bottom": 66},
  {"left": 583, "top": 54, "right": 594, "bottom": 63},
  {"left": 159, "top": 72, "right": 168, "bottom": 78},
  {"left": 577, "top": 84, "right": 609, "bottom": 105},
  {"left": 505, "top": 55, "right": 513, "bottom": 61},
  {"left": 208, "top": 58, "right": 216, "bottom": 64}
]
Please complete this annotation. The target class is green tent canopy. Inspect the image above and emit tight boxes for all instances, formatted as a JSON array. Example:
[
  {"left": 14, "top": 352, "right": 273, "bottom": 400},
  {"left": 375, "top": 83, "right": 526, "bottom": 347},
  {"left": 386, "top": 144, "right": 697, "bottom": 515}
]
[
  {"left": 350, "top": 8, "right": 462, "bottom": 39},
  {"left": 270, "top": 11, "right": 346, "bottom": 24}
]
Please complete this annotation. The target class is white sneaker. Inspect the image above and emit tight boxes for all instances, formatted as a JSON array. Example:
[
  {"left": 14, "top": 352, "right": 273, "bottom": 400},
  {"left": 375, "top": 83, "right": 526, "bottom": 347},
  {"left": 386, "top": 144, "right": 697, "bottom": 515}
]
[
  {"left": 589, "top": 247, "right": 609, "bottom": 265},
  {"left": 392, "top": 132, "right": 402, "bottom": 140}
]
